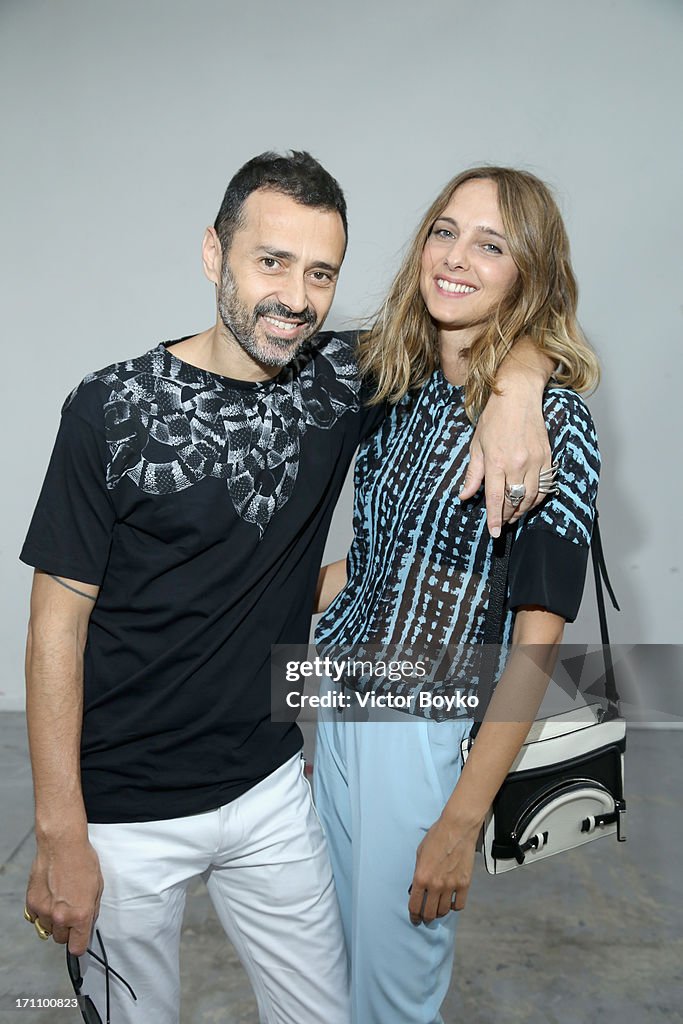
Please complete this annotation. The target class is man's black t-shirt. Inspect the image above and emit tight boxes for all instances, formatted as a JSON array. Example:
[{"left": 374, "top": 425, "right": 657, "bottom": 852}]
[{"left": 21, "top": 332, "right": 382, "bottom": 823}]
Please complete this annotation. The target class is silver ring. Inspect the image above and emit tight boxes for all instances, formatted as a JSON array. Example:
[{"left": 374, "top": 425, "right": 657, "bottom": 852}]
[
  {"left": 539, "top": 463, "right": 559, "bottom": 482},
  {"left": 504, "top": 483, "right": 526, "bottom": 507}
]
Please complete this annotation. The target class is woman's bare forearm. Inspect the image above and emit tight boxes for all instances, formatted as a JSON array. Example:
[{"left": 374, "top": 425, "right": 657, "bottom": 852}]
[
  {"left": 441, "top": 609, "right": 565, "bottom": 829},
  {"left": 314, "top": 558, "right": 348, "bottom": 614}
]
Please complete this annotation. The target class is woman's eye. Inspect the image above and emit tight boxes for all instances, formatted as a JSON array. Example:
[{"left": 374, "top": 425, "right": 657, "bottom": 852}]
[
  {"left": 482, "top": 243, "right": 502, "bottom": 254},
  {"left": 434, "top": 228, "right": 455, "bottom": 240}
]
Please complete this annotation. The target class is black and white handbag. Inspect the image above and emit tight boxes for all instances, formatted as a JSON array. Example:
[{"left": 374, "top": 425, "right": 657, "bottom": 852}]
[{"left": 461, "top": 514, "right": 627, "bottom": 874}]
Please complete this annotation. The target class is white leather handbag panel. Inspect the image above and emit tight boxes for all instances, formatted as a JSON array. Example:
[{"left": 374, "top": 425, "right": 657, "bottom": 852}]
[{"left": 509, "top": 718, "right": 625, "bottom": 774}]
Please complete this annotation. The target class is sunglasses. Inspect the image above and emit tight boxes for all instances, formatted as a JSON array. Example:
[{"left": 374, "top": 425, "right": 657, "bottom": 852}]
[{"left": 66, "top": 930, "right": 137, "bottom": 1024}]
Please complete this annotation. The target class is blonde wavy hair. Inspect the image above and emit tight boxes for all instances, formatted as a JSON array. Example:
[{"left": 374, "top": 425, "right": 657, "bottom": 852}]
[{"left": 357, "top": 166, "right": 600, "bottom": 419}]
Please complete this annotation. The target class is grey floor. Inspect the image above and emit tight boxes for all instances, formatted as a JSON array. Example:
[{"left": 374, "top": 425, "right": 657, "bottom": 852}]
[{"left": 1, "top": 713, "right": 681, "bottom": 1024}]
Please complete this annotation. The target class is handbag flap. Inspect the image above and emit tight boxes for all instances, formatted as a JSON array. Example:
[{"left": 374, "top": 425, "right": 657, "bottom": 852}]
[
  {"left": 522, "top": 703, "right": 604, "bottom": 742},
  {"left": 510, "top": 718, "right": 625, "bottom": 774}
]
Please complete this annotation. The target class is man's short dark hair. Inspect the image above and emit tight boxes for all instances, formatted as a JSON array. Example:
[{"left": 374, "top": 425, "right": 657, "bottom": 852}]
[{"left": 214, "top": 150, "right": 348, "bottom": 257}]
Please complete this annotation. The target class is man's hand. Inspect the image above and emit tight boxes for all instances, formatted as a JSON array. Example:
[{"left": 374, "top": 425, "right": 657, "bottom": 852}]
[
  {"left": 25, "top": 571, "right": 101, "bottom": 956},
  {"left": 26, "top": 835, "right": 103, "bottom": 955},
  {"left": 408, "top": 815, "right": 480, "bottom": 924},
  {"left": 459, "top": 341, "right": 554, "bottom": 537}
]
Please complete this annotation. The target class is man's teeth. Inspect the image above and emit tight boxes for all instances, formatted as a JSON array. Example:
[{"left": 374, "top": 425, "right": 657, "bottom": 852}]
[
  {"left": 436, "top": 279, "right": 476, "bottom": 294},
  {"left": 263, "top": 316, "right": 301, "bottom": 331}
]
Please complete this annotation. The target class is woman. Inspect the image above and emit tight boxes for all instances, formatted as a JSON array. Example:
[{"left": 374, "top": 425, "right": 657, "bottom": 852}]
[{"left": 313, "top": 167, "right": 601, "bottom": 1024}]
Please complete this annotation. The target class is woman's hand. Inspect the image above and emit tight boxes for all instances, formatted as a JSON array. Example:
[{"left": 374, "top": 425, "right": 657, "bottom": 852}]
[
  {"left": 408, "top": 612, "right": 566, "bottom": 926},
  {"left": 408, "top": 814, "right": 481, "bottom": 923}
]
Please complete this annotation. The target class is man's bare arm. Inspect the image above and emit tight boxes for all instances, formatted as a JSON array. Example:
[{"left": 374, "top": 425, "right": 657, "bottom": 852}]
[
  {"left": 460, "top": 339, "right": 555, "bottom": 537},
  {"left": 46, "top": 574, "right": 97, "bottom": 602},
  {"left": 25, "top": 570, "right": 103, "bottom": 956}
]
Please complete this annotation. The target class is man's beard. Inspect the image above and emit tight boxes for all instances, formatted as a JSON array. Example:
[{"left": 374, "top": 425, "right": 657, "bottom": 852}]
[{"left": 217, "top": 262, "right": 319, "bottom": 368}]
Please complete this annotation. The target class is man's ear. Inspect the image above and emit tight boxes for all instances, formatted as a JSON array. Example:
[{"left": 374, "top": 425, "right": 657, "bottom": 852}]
[{"left": 202, "top": 226, "right": 223, "bottom": 286}]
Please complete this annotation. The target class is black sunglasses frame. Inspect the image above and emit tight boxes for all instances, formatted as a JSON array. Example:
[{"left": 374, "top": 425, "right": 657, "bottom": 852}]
[{"left": 66, "top": 929, "right": 137, "bottom": 1024}]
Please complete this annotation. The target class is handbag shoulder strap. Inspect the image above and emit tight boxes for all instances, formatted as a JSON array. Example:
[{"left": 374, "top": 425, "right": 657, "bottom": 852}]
[
  {"left": 482, "top": 525, "right": 516, "bottom": 647},
  {"left": 471, "top": 525, "right": 517, "bottom": 738},
  {"left": 590, "top": 510, "right": 621, "bottom": 710},
  {"left": 473, "top": 509, "right": 621, "bottom": 736}
]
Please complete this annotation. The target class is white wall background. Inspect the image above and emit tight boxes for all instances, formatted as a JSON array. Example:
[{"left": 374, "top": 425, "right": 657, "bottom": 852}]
[{"left": 1, "top": 0, "right": 681, "bottom": 710}]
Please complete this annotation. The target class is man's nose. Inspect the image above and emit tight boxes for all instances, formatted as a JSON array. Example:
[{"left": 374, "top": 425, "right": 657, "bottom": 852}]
[{"left": 276, "top": 274, "right": 308, "bottom": 314}]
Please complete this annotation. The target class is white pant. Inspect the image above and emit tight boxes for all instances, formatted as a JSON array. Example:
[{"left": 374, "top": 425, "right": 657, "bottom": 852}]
[{"left": 83, "top": 752, "right": 350, "bottom": 1024}]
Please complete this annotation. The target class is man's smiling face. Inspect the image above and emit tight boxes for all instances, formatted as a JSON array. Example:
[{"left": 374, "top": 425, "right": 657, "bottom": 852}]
[{"left": 216, "top": 189, "right": 346, "bottom": 368}]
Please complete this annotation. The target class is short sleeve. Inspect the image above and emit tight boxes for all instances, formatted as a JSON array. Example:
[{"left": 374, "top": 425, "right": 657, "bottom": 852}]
[
  {"left": 508, "top": 389, "right": 600, "bottom": 622},
  {"left": 333, "top": 328, "right": 388, "bottom": 442},
  {"left": 20, "top": 399, "right": 116, "bottom": 586},
  {"left": 358, "top": 382, "right": 388, "bottom": 441}
]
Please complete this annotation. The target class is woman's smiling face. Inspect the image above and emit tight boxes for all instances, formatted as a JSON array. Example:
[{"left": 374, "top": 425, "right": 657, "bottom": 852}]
[{"left": 420, "top": 178, "right": 520, "bottom": 338}]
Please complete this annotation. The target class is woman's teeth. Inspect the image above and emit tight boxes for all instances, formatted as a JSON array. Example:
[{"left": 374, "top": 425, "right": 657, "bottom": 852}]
[{"left": 436, "top": 279, "right": 476, "bottom": 294}]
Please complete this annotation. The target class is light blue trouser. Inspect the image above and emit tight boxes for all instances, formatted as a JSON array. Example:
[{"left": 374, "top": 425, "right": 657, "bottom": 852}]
[{"left": 313, "top": 701, "right": 472, "bottom": 1024}]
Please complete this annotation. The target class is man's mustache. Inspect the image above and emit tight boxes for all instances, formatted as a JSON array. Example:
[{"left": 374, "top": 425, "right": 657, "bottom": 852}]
[{"left": 254, "top": 300, "right": 317, "bottom": 328}]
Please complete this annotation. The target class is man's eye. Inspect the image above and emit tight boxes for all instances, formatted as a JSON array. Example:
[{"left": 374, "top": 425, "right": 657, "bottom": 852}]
[
  {"left": 311, "top": 271, "right": 332, "bottom": 283},
  {"left": 261, "top": 258, "right": 280, "bottom": 269}
]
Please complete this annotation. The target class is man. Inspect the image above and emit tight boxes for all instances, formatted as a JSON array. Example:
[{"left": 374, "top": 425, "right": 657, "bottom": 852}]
[{"left": 21, "top": 151, "right": 552, "bottom": 1023}]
